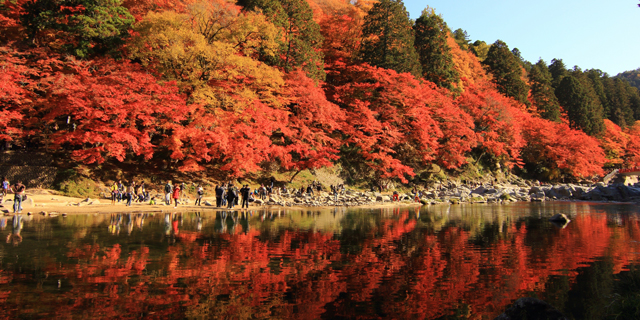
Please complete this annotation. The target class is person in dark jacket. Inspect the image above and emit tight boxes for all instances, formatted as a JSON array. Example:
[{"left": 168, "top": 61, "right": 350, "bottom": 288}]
[
  {"left": 215, "top": 185, "right": 223, "bottom": 207},
  {"left": 240, "top": 185, "right": 251, "bottom": 209},
  {"left": 226, "top": 185, "right": 237, "bottom": 209}
]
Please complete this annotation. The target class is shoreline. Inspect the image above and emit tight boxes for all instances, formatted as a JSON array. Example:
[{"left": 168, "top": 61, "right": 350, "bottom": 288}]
[
  {"left": 0, "top": 190, "right": 424, "bottom": 216},
  {"left": 1, "top": 192, "right": 636, "bottom": 218}
]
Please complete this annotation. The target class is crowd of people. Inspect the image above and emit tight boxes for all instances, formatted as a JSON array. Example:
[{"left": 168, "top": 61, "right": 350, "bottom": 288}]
[
  {"left": 110, "top": 180, "right": 151, "bottom": 206},
  {"left": 2, "top": 174, "right": 425, "bottom": 213}
]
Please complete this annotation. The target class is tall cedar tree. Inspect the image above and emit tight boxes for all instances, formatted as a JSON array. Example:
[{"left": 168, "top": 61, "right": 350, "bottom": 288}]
[
  {"left": 239, "top": 0, "right": 325, "bottom": 81},
  {"left": 413, "top": 8, "right": 459, "bottom": 90},
  {"left": 359, "top": 0, "right": 421, "bottom": 78},
  {"left": 21, "top": 0, "right": 134, "bottom": 58},
  {"left": 548, "top": 58, "right": 567, "bottom": 89},
  {"left": 482, "top": 40, "right": 530, "bottom": 106},
  {"left": 555, "top": 74, "right": 605, "bottom": 136},
  {"left": 528, "top": 59, "right": 560, "bottom": 122},
  {"left": 585, "top": 69, "right": 611, "bottom": 119},
  {"left": 573, "top": 69, "right": 606, "bottom": 135},
  {"left": 604, "top": 77, "right": 636, "bottom": 127},
  {"left": 452, "top": 28, "right": 469, "bottom": 50}
]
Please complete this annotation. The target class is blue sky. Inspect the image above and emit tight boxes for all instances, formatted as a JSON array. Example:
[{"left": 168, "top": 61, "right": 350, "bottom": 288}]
[{"left": 403, "top": 0, "right": 640, "bottom": 76}]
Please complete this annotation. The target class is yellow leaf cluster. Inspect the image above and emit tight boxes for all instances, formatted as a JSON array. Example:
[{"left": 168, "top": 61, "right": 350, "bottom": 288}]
[{"left": 129, "top": 6, "right": 285, "bottom": 112}]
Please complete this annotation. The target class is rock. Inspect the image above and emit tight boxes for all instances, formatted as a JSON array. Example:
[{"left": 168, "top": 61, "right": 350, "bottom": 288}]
[
  {"left": 528, "top": 186, "right": 543, "bottom": 194},
  {"left": 254, "top": 199, "right": 264, "bottom": 205},
  {"left": 40, "top": 211, "right": 47, "bottom": 215},
  {"left": 62, "top": 213, "right": 67, "bottom": 217},
  {"left": 23, "top": 197, "right": 34, "bottom": 207},
  {"left": 49, "top": 212, "right": 59, "bottom": 216},
  {"left": 551, "top": 186, "right": 572, "bottom": 198},
  {"left": 89, "top": 199, "right": 100, "bottom": 205},
  {"left": 495, "top": 297, "right": 567, "bottom": 320},
  {"left": 27, "top": 212, "right": 33, "bottom": 215},
  {"left": 531, "top": 191, "right": 546, "bottom": 202},
  {"left": 204, "top": 200, "right": 214, "bottom": 206},
  {"left": 382, "top": 195, "right": 391, "bottom": 202}
]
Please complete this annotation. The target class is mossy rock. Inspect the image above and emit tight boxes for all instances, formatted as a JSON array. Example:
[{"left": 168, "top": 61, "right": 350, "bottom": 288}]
[{"left": 499, "top": 193, "right": 513, "bottom": 201}]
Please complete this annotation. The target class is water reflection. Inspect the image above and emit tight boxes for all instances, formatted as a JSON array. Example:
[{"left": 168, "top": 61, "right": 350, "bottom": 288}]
[{"left": 0, "top": 203, "right": 639, "bottom": 319}]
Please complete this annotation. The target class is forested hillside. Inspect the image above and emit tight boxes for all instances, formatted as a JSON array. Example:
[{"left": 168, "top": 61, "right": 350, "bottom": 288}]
[
  {"left": 617, "top": 68, "right": 640, "bottom": 92},
  {"left": 2, "top": 0, "right": 640, "bottom": 184}
]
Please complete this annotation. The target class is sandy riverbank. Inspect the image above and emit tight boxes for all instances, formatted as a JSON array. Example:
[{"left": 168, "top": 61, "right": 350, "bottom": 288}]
[{"left": 0, "top": 189, "right": 422, "bottom": 216}]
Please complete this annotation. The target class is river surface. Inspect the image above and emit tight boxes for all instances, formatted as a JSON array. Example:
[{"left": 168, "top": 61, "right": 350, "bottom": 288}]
[{"left": 0, "top": 202, "right": 639, "bottom": 319}]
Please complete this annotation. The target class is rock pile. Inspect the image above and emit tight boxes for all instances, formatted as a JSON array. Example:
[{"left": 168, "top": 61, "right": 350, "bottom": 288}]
[{"left": 259, "top": 191, "right": 386, "bottom": 207}]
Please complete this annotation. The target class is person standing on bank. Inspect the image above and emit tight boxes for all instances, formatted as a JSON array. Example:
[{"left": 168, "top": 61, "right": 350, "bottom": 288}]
[
  {"left": 164, "top": 181, "right": 173, "bottom": 205},
  {"left": 226, "top": 184, "right": 237, "bottom": 209},
  {"left": 195, "top": 185, "right": 204, "bottom": 206},
  {"left": 126, "top": 181, "right": 135, "bottom": 206},
  {"left": 10, "top": 180, "right": 26, "bottom": 213},
  {"left": 172, "top": 183, "right": 181, "bottom": 208},
  {"left": 110, "top": 181, "right": 118, "bottom": 205},
  {"left": 240, "top": 184, "right": 251, "bottom": 209},
  {"left": 1, "top": 176, "right": 9, "bottom": 203}
]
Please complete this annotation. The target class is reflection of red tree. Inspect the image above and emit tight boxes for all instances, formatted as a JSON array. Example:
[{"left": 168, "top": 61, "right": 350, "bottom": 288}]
[{"left": 2, "top": 210, "right": 640, "bottom": 318}]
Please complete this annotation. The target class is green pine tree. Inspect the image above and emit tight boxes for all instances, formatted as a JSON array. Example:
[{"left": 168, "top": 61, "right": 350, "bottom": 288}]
[
  {"left": 604, "top": 78, "right": 636, "bottom": 127},
  {"left": 482, "top": 40, "right": 530, "bottom": 106},
  {"left": 452, "top": 28, "right": 470, "bottom": 50},
  {"left": 360, "top": 0, "right": 422, "bottom": 78},
  {"left": 413, "top": 8, "right": 459, "bottom": 89},
  {"left": 548, "top": 58, "right": 568, "bottom": 89},
  {"left": 22, "top": 0, "right": 134, "bottom": 58},
  {"left": 529, "top": 59, "right": 561, "bottom": 122},
  {"left": 555, "top": 74, "right": 605, "bottom": 135}
]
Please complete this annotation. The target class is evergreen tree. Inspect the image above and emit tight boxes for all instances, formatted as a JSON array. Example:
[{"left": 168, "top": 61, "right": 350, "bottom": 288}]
[
  {"left": 529, "top": 59, "right": 560, "bottom": 122},
  {"left": 22, "top": 0, "right": 134, "bottom": 58},
  {"left": 604, "top": 78, "right": 635, "bottom": 127},
  {"left": 555, "top": 74, "right": 605, "bottom": 135},
  {"left": 627, "top": 86, "right": 640, "bottom": 121},
  {"left": 548, "top": 58, "right": 568, "bottom": 89},
  {"left": 482, "top": 40, "right": 530, "bottom": 106},
  {"left": 452, "top": 28, "right": 470, "bottom": 50},
  {"left": 360, "top": 0, "right": 421, "bottom": 77},
  {"left": 413, "top": 8, "right": 459, "bottom": 89},
  {"left": 511, "top": 48, "right": 532, "bottom": 72},
  {"left": 239, "top": 0, "right": 325, "bottom": 81}
]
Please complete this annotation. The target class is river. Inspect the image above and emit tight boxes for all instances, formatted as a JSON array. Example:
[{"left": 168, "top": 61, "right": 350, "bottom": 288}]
[{"left": 0, "top": 202, "right": 639, "bottom": 319}]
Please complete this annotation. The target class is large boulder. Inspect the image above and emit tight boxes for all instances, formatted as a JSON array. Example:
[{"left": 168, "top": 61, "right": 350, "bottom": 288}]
[
  {"left": 528, "top": 186, "right": 543, "bottom": 194},
  {"left": 551, "top": 185, "right": 572, "bottom": 198},
  {"left": 581, "top": 188, "right": 604, "bottom": 201},
  {"left": 472, "top": 186, "right": 489, "bottom": 195},
  {"left": 530, "top": 191, "right": 546, "bottom": 201}
]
